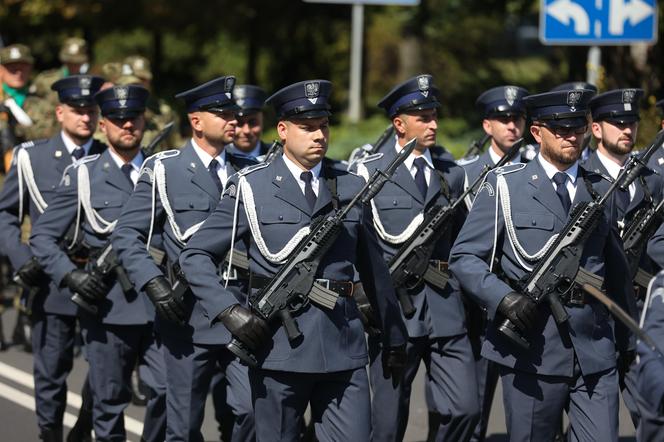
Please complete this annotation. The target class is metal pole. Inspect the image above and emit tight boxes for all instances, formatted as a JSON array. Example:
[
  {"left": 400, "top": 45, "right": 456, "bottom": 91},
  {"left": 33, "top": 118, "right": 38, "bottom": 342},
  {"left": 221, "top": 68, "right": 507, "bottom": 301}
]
[
  {"left": 349, "top": 3, "right": 364, "bottom": 123},
  {"left": 586, "top": 45, "right": 601, "bottom": 86}
]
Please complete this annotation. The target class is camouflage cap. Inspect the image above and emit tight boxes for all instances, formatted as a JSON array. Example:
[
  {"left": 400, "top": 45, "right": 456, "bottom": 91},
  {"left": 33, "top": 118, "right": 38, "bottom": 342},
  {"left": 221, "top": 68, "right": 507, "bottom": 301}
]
[
  {"left": 0, "top": 44, "right": 34, "bottom": 65},
  {"left": 123, "top": 55, "right": 152, "bottom": 81},
  {"left": 101, "top": 62, "right": 123, "bottom": 84},
  {"left": 59, "top": 37, "right": 88, "bottom": 64}
]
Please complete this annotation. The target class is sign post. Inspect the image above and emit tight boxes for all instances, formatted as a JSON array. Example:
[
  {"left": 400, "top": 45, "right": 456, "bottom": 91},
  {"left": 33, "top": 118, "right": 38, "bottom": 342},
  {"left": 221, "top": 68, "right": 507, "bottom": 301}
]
[{"left": 304, "top": 0, "right": 420, "bottom": 123}]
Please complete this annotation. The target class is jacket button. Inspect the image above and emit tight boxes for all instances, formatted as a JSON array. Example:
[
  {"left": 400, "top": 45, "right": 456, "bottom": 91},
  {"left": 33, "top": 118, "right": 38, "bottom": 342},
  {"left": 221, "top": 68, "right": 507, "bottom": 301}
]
[
  {"left": 189, "top": 203, "right": 194, "bottom": 208},
  {"left": 104, "top": 201, "right": 109, "bottom": 206},
  {"left": 531, "top": 220, "right": 536, "bottom": 226},
  {"left": 392, "top": 200, "right": 398, "bottom": 206},
  {"left": 278, "top": 215, "right": 283, "bottom": 220}
]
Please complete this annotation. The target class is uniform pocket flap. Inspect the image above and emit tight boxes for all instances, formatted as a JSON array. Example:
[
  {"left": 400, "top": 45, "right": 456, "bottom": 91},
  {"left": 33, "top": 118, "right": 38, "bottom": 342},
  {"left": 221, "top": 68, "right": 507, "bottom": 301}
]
[{"left": 512, "top": 212, "right": 555, "bottom": 230}]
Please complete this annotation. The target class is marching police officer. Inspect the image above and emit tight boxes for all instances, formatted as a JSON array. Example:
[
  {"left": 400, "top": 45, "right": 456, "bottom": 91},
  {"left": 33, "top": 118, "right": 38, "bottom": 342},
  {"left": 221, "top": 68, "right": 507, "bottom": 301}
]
[
  {"left": 0, "top": 74, "right": 106, "bottom": 441},
  {"left": 112, "top": 76, "right": 256, "bottom": 442},
  {"left": 178, "top": 79, "right": 408, "bottom": 442},
  {"left": 30, "top": 85, "right": 167, "bottom": 442},
  {"left": 457, "top": 85, "right": 528, "bottom": 441},
  {"left": 354, "top": 74, "right": 479, "bottom": 442},
  {"left": 225, "top": 84, "right": 272, "bottom": 159},
  {"left": 449, "top": 89, "right": 635, "bottom": 441}
]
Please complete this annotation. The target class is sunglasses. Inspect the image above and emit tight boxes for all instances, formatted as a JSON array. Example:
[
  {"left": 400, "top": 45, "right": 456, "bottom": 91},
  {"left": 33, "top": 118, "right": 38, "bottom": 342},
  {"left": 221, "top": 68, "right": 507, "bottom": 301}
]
[{"left": 537, "top": 123, "right": 588, "bottom": 137}]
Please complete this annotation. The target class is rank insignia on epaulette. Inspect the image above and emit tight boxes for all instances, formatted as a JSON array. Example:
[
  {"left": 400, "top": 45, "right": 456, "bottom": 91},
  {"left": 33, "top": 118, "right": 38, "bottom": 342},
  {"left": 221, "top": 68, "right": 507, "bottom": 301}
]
[{"left": 478, "top": 181, "right": 494, "bottom": 196}]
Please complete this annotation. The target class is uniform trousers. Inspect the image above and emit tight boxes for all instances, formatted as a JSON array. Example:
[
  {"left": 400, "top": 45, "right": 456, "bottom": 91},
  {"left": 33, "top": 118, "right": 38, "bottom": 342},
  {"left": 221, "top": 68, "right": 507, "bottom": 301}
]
[
  {"left": 162, "top": 336, "right": 254, "bottom": 442},
  {"left": 250, "top": 366, "right": 370, "bottom": 442},
  {"left": 499, "top": 364, "right": 619, "bottom": 442},
  {"left": 81, "top": 319, "right": 166, "bottom": 442},
  {"left": 369, "top": 334, "right": 480, "bottom": 442}
]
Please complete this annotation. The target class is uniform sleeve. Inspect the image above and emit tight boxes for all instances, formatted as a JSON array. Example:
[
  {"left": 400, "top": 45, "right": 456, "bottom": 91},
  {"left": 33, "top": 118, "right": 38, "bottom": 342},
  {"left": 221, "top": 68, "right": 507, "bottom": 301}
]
[
  {"left": 356, "top": 203, "right": 407, "bottom": 348},
  {"left": 111, "top": 161, "right": 165, "bottom": 290},
  {"left": 449, "top": 172, "right": 513, "bottom": 318},
  {"left": 0, "top": 149, "right": 34, "bottom": 270},
  {"left": 29, "top": 168, "right": 79, "bottom": 284},
  {"left": 179, "top": 178, "right": 249, "bottom": 324}
]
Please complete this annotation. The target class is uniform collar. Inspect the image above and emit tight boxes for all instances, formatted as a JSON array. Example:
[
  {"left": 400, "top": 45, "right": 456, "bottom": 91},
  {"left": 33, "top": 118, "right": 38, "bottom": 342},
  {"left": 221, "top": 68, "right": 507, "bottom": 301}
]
[
  {"left": 395, "top": 139, "right": 434, "bottom": 170},
  {"left": 281, "top": 152, "right": 322, "bottom": 179},
  {"left": 107, "top": 147, "right": 144, "bottom": 172},
  {"left": 191, "top": 137, "right": 226, "bottom": 169},
  {"left": 536, "top": 152, "right": 578, "bottom": 184},
  {"left": 488, "top": 145, "right": 509, "bottom": 166},
  {"left": 60, "top": 130, "right": 93, "bottom": 155},
  {"left": 596, "top": 148, "right": 626, "bottom": 180}
]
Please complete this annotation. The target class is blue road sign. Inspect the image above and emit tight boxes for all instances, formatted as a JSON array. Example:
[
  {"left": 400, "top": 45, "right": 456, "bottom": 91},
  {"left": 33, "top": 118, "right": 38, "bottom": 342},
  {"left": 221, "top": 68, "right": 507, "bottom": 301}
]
[{"left": 540, "top": 0, "right": 657, "bottom": 45}]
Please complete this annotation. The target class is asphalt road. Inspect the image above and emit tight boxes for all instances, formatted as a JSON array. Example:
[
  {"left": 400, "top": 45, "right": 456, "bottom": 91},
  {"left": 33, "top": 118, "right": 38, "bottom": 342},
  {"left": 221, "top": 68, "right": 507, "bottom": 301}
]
[{"left": 0, "top": 306, "right": 637, "bottom": 442}]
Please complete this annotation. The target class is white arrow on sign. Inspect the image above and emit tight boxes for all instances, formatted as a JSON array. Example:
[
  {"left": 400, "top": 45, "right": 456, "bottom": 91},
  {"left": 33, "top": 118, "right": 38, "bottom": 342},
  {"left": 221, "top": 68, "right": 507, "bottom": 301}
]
[
  {"left": 547, "top": 0, "right": 591, "bottom": 35},
  {"left": 609, "top": 0, "right": 654, "bottom": 35}
]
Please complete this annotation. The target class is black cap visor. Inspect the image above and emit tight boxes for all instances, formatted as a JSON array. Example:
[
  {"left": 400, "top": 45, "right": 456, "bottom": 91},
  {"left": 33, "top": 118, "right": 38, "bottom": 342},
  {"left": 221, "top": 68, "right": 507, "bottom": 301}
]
[
  {"left": 104, "top": 108, "right": 144, "bottom": 120},
  {"left": 539, "top": 116, "right": 588, "bottom": 128}
]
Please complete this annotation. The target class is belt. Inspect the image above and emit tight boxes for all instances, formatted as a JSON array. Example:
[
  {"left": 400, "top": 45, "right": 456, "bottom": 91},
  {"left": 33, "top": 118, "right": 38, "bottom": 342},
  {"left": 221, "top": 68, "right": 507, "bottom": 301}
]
[{"left": 250, "top": 274, "right": 354, "bottom": 297}]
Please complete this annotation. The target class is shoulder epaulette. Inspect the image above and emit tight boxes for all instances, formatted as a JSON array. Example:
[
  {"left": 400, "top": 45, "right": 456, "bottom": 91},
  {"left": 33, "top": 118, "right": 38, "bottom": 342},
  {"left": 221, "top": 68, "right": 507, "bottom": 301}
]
[
  {"left": 237, "top": 161, "right": 269, "bottom": 177},
  {"left": 456, "top": 155, "right": 479, "bottom": 166},
  {"left": 492, "top": 163, "right": 526, "bottom": 175},
  {"left": 356, "top": 152, "right": 383, "bottom": 164},
  {"left": 17, "top": 139, "right": 47, "bottom": 150},
  {"left": 581, "top": 165, "right": 613, "bottom": 183}
]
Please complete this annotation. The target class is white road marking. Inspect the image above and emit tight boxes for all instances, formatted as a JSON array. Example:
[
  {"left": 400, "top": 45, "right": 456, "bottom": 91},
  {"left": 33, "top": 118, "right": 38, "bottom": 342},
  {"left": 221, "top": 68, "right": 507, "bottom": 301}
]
[{"left": 0, "top": 360, "right": 143, "bottom": 438}]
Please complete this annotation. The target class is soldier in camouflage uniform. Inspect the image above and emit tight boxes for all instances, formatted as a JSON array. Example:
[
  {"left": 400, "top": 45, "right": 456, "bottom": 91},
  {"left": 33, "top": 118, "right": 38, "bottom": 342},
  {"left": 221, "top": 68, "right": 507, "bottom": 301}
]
[{"left": 31, "top": 38, "right": 90, "bottom": 102}]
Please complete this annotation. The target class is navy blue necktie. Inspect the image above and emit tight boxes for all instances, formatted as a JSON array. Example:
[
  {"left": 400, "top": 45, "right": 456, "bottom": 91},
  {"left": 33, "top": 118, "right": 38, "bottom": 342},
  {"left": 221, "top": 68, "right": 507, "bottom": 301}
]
[
  {"left": 120, "top": 164, "right": 134, "bottom": 186},
  {"left": 208, "top": 159, "right": 224, "bottom": 193},
  {"left": 552, "top": 172, "right": 571, "bottom": 214},
  {"left": 413, "top": 157, "right": 428, "bottom": 199},
  {"left": 300, "top": 171, "right": 316, "bottom": 210},
  {"left": 72, "top": 147, "right": 85, "bottom": 161}
]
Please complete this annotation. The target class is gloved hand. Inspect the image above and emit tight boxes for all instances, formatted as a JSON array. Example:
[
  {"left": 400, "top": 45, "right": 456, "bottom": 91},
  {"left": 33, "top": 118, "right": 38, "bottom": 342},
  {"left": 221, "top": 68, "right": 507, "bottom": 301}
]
[
  {"left": 381, "top": 344, "right": 407, "bottom": 388},
  {"left": 497, "top": 292, "right": 538, "bottom": 332},
  {"left": 218, "top": 304, "right": 270, "bottom": 351},
  {"left": 14, "top": 257, "right": 45, "bottom": 287},
  {"left": 63, "top": 269, "right": 109, "bottom": 302},
  {"left": 144, "top": 276, "right": 187, "bottom": 326},
  {"left": 353, "top": 283, "right": 381, "bottom": 337}
]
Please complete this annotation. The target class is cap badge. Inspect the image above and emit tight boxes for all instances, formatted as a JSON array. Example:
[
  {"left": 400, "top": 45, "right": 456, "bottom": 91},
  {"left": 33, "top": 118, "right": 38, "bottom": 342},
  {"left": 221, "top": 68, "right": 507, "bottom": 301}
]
[
  {"left": 116, "top": 86, "right": 129, "bottom": 107},
  {"left": 121, "top": 64, "right": 133, "bottom": 75},
  {"left": 417, "top": 75, "right": 430, "bottom": 98},
  {"left": 567, "top": 90, "right": 582, "bottom": 112},
  {"left": 79, "top": 77, "right": 91, "bottom": 96},
  {"left": 9, "top": 47, "right": 20, "bottom": 60},
  {"left": 305, "top": 81, "right": 320, "bottom": 104},
  {"left": 505, "top": 87, "right": 518, "bottom": 106},
  {"left": 622, "top": 89, "right": 636, "bottom": 111},
  {"left": 224, "top": 77, "right": 235, "bottom": 99}
]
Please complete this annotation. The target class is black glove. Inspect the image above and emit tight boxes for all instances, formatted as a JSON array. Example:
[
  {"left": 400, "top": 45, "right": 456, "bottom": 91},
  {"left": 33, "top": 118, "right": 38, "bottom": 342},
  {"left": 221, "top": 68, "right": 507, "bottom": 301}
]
[
  {"left": 63, "top": 269, "right": 110, "bottom": 302},
  {"left": 497, "top": 292, "right": 538, "bottom": 332},
  {"left": 14, "top": 257, "right": 45, "bottom": 287},
  {"left": 381, "top": 344, "right": 407, "bottom": 388},
  {"left": 144, "top": 276, "right": 187, "bottom": 326},
  {"left": 618, "top": 349, "right": 636, "bottom": 382},
  {"left": 218, "top": 304, "right": 270, "bottom": 351},
  {"left": 353, "top": 283, "right": 381, "bottom": 337}
]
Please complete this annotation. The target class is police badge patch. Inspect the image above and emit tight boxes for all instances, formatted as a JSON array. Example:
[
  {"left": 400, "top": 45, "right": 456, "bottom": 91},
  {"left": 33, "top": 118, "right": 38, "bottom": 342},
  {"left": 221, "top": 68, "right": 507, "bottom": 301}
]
[
  {"left": 305, "top": 81, "right": 320, "bottom": 104},
  {"left": 505, "top": 87, "right": 518, "bottom": 106},
  {"left": 567, "top": 90, "right": 582, "bottom": 112},
  {"left": 224, "top": 77, "right": 235, "bottom": 99},
  {"left": 116, "top": 86, "right": 128, "bottom": 107},
  {"left": 417, "top": 75, "right": 430, "bottom": 98}
]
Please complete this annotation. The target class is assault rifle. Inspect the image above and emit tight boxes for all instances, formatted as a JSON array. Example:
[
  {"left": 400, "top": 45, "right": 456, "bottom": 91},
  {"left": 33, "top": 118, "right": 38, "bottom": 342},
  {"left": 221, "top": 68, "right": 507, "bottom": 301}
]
[
  {"left": 143, "top": 121, "right": 174, "bottom": 156},
  {"left": 227, "top": 138, "right": 417, "bottom": 366},
  {"left": 462, "top": 133, "right": 491, "bottom": 160},
  {"left": 389, "top": 138, "right": 523, "bottom": 318},
  {"left": 496, "top": 130, "right": 664, "bottom": 349},
  {"left": 71, "top": 242, "right": 133, "bottom": 315},
  {"left": 347, "top": 125, "right": 395, "bottom": 165},
  {"left": 261, "top": 140, "right": 284, "bottom": 164}
]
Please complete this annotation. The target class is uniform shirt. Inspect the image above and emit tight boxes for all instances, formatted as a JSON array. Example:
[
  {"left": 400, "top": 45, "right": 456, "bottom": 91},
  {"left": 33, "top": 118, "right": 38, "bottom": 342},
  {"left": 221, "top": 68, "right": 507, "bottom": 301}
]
[
  {"left": 395, "top": 140, "right": 433, "bottom": 186},
  {"left": 191, "top": 138, "right": 228, "bottom": 186},
  {"left": 107, "top": 148, "right": 144, "bottom": 185},
  {"left": 282, "top": 153, "right": 321, "bottom": 197},
  {"left": 488, "top": 145, "right": 516, "bottom": 166},
  {"left": 60, "top": 130, "right": 93, "bottom": 157},
  {"left": 596, "top": 149, "right": 636, "bottom": 201},
  {"left": 537, "top": 153, "right": 578, "bottom": 201}
]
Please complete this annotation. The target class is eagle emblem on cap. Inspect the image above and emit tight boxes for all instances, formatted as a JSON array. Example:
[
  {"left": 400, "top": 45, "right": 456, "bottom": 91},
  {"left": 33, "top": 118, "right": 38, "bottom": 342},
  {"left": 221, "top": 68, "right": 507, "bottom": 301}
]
[
  {"left": 567, "top": 90, "right": 582, "bottom": 112},
  {"left": 116, "top": 86, "right": 129, "bottom": 106},
  {"left": 224, "top": 77, "right": 235, "bottom": 99},
  {"left": 79, "top": 77, "right": 91, "bottom": 96},
  {"left": 505, "top": 87, "right": 518, "bottom": 106},
  {"left": 417, "top": 75, "right": 430, "bottom": 98},
  {"left": 305, "top": 81, "right": 320, "bottom": 104},
  {"left": 622, "top": 89, "right": 637, "bottom": 104}
]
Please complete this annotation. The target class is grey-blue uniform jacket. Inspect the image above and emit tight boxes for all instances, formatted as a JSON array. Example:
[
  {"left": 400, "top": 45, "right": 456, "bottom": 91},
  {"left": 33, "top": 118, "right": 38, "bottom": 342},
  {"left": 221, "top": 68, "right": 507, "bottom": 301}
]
[
  {"left": 583, "top": 150, "right": 663, "bottom": 276},
  {"left": 0, "top": 134, "right": 106, "bottom": 316},
  {"left": 178, "top": 155, "right": 408, "bottom": 373},
  {"left": 30, "top": 149, "right": 156, "bottom": 324},
  {"left": 449, "top": 158, "right": 635, "bottom": 377},
  {"left": 355, "top": 147, "right": 467, "bottom": 338},
  {"left": 111, "top": 141, "right": 255, "bottom": 343}
]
